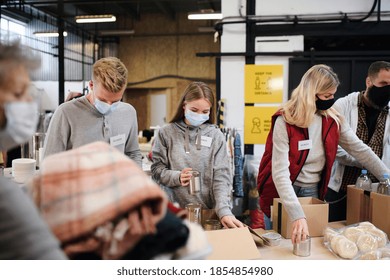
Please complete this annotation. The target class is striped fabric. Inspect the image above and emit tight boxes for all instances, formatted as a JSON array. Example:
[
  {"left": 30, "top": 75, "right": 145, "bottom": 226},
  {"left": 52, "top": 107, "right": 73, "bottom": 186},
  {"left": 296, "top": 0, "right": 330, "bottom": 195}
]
[{"left": 32, "top": 141, "right": 167, "bottom": 259}]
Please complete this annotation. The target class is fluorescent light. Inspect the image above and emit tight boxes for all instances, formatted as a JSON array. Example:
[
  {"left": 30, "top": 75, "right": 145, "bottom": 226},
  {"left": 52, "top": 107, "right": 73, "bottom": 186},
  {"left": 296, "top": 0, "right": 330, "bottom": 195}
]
[
  {"left": 188, "top": 12, "right": 223, "bottom": 20},
  {"left": 34, "top": 31, "right": 68, "bottom": 37},
  {"left": 98, "top": 30, "right": 135, "bottom": 36},
  {"left": 75, "top": 14, "right": 116, "bottom": 23}
]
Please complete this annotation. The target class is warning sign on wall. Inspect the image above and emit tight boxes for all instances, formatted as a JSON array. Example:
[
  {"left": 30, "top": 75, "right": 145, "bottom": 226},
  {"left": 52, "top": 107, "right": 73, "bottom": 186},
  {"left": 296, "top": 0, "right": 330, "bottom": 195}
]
[
  {"left": 245, "top": 65, "right": 283, "bottom": 103},
  {"left": 244, "top": 106, "right": 279, "bottom": 144}
]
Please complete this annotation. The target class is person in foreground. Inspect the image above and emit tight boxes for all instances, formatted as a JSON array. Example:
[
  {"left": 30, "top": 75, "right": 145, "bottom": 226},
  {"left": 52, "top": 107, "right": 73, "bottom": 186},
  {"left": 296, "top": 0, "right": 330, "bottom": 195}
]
[
  {"left": 327, "top": 61, "right": 390, "bottom": 221},
  {"left": 257, "top": 64, "right": 390, "bottom": 244},
  {"left": 151, "top": 81, "right": 243, "bottom": 228},
  {"left": 0, "top": 41, "right": 66, "bottom": 259},
  {"left": 43, "top": 57, "right": 142, "bottom": 166}
]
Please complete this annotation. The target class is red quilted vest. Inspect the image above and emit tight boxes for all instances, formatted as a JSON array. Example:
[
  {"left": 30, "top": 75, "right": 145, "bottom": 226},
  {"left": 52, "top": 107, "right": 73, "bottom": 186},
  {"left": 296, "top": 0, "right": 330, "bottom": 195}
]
[{"left": 257, "top": 111, "right": 340, "bottom": 217}]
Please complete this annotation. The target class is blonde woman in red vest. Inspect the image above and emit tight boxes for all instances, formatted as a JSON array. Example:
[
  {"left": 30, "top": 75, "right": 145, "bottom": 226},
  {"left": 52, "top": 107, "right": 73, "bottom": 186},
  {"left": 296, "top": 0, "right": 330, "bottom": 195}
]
[{"left": 257, "top": 64, "right": 390, "bottom": 244}]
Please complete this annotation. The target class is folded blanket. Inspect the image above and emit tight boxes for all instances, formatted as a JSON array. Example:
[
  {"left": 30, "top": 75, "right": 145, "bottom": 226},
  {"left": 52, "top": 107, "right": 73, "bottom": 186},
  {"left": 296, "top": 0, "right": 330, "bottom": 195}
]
[{"left": 32, "top": 141, "right": 167, "bottom": 259}]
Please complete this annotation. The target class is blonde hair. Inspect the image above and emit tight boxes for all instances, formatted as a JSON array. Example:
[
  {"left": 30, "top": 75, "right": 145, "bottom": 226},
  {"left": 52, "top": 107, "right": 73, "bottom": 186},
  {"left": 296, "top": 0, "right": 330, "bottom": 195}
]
[
  {"left": 170, "top": 81, "right": 216, "bottom": 124},
  {"left": 282, "top": 64, "right": 341, "bottom": 128},
  {"left": 92, "top": 57, "right": 128, "bottom": 93}
]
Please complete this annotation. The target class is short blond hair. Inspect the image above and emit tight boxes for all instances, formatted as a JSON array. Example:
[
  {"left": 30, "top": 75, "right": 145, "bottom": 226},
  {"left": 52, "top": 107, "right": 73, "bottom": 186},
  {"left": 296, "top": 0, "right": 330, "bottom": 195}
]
[{"left": 92, "top": 57, "right": 128, "bottom": 93}]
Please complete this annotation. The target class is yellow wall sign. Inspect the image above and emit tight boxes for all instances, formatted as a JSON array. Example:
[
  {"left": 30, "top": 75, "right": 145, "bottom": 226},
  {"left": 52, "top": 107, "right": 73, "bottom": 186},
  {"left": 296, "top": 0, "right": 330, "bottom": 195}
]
[
  {"left": 244, "top": 106, "right": 279, "bottom": 144},
  {"left": 245, "top": 64, "right": 283, "bottom": 103}
]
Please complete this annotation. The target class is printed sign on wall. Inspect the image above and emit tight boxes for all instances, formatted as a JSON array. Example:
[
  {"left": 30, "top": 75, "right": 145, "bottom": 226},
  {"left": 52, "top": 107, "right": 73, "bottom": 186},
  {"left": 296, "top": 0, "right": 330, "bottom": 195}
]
[
  {"left": 244, "top": 106, "right": 279, "bottom": 144},
  {"left": 245, "top": 65, "right": 283, "bottom": 103}
]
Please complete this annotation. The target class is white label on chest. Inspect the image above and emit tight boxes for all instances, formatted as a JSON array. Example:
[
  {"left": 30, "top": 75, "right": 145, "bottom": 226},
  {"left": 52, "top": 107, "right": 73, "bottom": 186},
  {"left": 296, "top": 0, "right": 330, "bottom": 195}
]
[
  {"left": 196, "top": 136, "right": 212, "bottom": 147},
  {"left": 298, "top": 139, "right": 312, "bottom": 151},
  {"left": 110, "top": 134, "right": 126, "bottom": 147}
]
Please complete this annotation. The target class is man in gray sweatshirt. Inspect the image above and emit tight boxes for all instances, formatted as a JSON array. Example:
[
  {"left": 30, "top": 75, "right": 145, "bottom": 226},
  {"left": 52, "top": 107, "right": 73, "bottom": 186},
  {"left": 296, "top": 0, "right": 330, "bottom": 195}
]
[{"left": 43, "top": 57, "right": 142, "bottom": 166}]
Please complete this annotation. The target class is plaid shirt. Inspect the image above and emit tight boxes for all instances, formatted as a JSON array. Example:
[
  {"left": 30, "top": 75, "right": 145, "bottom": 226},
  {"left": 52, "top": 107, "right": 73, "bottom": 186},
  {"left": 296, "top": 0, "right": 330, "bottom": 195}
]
[{"left": 340, "top": 92, "right": 389, "bottom": 191}]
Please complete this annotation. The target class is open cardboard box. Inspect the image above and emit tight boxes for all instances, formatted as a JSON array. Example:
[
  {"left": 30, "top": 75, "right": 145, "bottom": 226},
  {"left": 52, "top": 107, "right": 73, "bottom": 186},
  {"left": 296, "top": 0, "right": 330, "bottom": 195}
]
[
  {"left": 370, "top": 192, "right": 390, "bottom": 238},
  {"left": 272, "top": 197, "right": 328, "bottom": 238},
  {"left": 204, "top": 227, "right": 261, "bottom": 260},
  {"left": 346, "top": 185, "right": 373, "bottom": 225},
  {"left": 346, "top": 185, "right": 390, "bottom": 237}
]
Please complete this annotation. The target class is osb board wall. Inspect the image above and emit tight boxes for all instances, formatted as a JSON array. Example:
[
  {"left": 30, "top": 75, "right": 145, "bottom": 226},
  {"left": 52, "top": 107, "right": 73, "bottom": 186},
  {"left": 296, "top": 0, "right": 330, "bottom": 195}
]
[
  {"left": 119, "top": 12, "right": 218, "bottom": 132},
  {"left": 118, "top": 13, "right": 219, "bottom": 89},
  {"left": 123, "top": 88, "right": 149, "bottom": 131}
]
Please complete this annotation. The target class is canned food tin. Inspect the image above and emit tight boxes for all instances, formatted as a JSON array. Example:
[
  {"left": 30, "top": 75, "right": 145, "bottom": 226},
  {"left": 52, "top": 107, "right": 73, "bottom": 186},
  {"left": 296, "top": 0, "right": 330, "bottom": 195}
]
[
  {"left": 293, "top": 236, "right": 311, "bottom": 257},
  {"left": 188, "top": 171, "right": 201, "bottom": 195}
]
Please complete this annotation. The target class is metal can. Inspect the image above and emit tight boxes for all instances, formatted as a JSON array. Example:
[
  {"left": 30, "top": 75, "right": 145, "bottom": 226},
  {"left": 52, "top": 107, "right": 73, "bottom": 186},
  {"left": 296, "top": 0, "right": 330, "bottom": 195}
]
[
  {"left": 293, "top": 236, "right": 311, "bottom": 257},
  {"left": 188, "top": 170, "right": 201, "bottom": 195}
]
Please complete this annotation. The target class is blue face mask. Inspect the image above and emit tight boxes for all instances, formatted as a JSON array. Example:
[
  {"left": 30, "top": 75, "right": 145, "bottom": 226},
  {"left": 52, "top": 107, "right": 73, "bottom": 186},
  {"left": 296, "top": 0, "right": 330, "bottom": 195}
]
[
  {"left": 184, "top": 109, "right": 209, "bottom": 126},
  {"left": 94, "top": 97, "right": 120, "bottom": 115}
]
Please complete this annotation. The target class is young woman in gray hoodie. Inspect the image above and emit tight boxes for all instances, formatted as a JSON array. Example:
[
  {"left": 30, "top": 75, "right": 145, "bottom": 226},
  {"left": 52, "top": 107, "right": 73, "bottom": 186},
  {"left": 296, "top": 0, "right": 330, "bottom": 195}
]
[{"left": 151, "top": 81, "right": 243, "bottom": 228}]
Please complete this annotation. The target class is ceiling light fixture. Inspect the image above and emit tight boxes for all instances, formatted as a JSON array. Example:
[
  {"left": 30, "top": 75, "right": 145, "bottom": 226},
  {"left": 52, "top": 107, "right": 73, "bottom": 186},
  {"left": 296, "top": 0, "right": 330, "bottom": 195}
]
[
  {"left": 75, "top": 14, "right": 116, "bottom": 24},
  {"left": 188, "top": 9, "right": 223, "bottom": 20},
  {"left": 98, "top": 30, "right": 135, "bottom": 36},
  {"left": 33, "top": 31, "right": 68, "bottom": 37}
]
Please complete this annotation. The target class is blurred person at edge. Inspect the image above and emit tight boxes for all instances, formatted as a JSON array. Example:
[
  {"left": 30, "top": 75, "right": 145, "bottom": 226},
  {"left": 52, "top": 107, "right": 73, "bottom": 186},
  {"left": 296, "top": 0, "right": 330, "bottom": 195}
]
[
  {"left": 257, "top": 64, "right": 390, "bottom": 244},
  {"left": 326, "top": 61, "right": 390, "bottom": 221},
  {"left": 43, "top": 57, "right": 142, "bottom": 166},
  {"left": 0, "top": 41, "right": 66, "bottom": 259},
  {"left": 151, "top": 81, "right": 244, "bottom": 228}
]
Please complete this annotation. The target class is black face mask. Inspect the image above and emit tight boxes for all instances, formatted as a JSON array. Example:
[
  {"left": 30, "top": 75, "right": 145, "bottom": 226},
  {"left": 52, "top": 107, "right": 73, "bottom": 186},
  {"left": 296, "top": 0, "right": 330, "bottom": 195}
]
[
  {"left": 366, "top": 84, "right": 390, "bottom": 110},
  {"left": 315, "top": 97, "right": 335, "bottom": 111}
]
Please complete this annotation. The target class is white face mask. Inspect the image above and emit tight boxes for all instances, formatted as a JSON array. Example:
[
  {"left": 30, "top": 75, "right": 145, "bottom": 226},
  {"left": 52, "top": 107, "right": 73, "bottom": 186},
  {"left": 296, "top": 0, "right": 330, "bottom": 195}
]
[
  {"left": 0, "top": 101, "right": 38, "bottom": 150},
  {"left": 94, "top": 97, "right": 120, "bottom": 115},
  {"left": 184, "top": 109, "right": 209, "bottom": 126}
]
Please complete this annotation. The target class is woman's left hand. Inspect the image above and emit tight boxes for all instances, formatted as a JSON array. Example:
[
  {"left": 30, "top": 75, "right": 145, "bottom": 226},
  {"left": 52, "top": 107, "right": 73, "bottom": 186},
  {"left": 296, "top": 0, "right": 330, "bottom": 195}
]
[{"left": 220, "top": 215, "right": 244, "bottom": 228}]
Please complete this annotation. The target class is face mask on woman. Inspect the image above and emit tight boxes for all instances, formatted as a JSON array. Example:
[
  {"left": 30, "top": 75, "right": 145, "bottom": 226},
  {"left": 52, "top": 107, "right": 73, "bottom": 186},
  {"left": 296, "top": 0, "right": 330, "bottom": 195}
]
[
  {"left": 184, "top": 109, "right": 209, "bottom": 126},
  {"left": 315, "top": 97, "right": 335, "bottom": 111},
  {"left": 0, "top": 101, "right": 38, "bottom": 150},
  {"left": 94, "top": 97, "right": 120, "bottom": 115}
]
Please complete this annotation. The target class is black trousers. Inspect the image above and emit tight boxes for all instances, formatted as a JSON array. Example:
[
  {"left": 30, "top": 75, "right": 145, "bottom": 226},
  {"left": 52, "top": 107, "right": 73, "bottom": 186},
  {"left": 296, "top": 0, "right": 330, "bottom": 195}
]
[{"left": 325, "top": 188, "right": 347, "bottom": 222}]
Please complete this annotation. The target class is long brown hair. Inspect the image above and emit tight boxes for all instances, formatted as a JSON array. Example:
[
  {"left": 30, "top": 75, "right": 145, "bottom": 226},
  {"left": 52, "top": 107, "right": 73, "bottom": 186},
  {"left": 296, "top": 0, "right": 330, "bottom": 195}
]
[{"left": 170, "top": 81, "right": 216, "bottom": 124}]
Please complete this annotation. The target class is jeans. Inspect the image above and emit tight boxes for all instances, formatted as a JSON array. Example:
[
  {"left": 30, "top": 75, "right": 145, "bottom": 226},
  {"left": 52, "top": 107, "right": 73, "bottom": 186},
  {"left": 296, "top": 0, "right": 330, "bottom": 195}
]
[{"left": 293, "top": 185, "right": 319, "bottom": 198}]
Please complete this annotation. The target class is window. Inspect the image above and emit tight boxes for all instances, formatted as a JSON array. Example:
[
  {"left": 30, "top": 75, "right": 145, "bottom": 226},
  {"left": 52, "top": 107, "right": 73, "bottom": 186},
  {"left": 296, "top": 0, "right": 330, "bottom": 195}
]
[{"left": 0, "top": 16, "right": 26, "bottom": 42}]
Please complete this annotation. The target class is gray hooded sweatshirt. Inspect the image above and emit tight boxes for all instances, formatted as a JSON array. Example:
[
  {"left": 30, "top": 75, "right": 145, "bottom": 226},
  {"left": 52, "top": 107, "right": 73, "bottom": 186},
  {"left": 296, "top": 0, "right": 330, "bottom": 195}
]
[{"left": 151, "top": 120, "right": 233, "bottom": 218}]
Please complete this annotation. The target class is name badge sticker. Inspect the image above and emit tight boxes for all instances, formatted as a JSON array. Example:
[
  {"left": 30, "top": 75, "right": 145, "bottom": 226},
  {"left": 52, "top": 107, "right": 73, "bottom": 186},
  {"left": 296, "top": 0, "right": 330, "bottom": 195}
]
[
  {"left": 110, "top": 134, "right": 126, "bottom": 147},
  {"left": 200, "top": 136, "right": 213, "bottom": 147},
  {"left": 298, "top": 139, "right": 312, "bottom": 151}
]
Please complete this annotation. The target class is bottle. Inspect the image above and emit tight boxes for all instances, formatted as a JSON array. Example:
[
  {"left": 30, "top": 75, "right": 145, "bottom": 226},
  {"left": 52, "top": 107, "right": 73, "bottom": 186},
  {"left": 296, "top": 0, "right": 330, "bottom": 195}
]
[
  {"left": 355, "top": 169, "right": 372, "bottom": 191},
  {"left": 377, "top": 174, "right": 390, "bottom": 195}
]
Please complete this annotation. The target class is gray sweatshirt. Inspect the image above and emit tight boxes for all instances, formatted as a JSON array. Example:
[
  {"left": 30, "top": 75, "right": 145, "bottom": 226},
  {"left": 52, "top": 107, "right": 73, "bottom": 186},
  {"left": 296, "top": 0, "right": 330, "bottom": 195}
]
[
  {"left": 43, "top": 96, "right": 142, "bottom": 166},
  {"left": 0, "top": 177, "right": 67, "bottom": 259},
  {"left": 151, "top": 120, "right": 233, "bottom": 218}
]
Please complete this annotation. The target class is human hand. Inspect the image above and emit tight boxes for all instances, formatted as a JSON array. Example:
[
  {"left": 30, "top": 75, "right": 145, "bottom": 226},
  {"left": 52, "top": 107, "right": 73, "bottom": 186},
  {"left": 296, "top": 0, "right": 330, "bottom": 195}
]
[
  {"left": 179, "top": 168, "right": 192, "bottom": 186},
  {"left": 291, "top": 218, "right": 309, "bottom": 244},
  {"left": 220, "top": 215, "right": 244, "bottom": 228},
  {"left": 65, "top": 91, "right": 83, "bottom": 102}
]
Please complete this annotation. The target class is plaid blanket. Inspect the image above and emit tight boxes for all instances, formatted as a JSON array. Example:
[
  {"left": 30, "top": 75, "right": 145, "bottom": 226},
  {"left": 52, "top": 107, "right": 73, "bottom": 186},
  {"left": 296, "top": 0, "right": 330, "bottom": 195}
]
[{"left": 32, "top": 141, "right": 167, "bottom": 259}]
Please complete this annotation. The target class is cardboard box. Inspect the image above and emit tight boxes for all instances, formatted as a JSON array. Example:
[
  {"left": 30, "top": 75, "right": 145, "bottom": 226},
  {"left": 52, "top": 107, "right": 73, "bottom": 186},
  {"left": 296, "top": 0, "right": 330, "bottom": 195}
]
[
  {"left": 272, "top": 197, "right": 328, "bottom": 238},
  {"left": 205, "top": 227, "right": 261, "bottom": 260},
  {"left": 371, "top": 192, "right": 390, "bottom": 238},
  {"left": 346, "top": 185, "right": 373, "bottom": 225}
]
